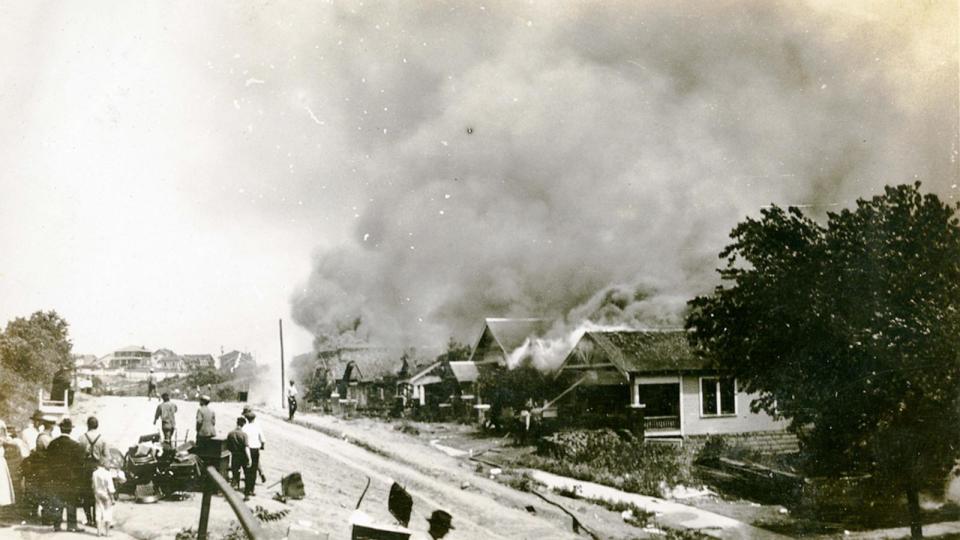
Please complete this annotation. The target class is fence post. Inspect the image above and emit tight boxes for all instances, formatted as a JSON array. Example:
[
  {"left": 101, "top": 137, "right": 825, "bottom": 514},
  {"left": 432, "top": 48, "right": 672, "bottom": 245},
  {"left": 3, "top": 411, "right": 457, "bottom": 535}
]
[{"left": 197, "top": 488, "right": 213, "bottom": 540}]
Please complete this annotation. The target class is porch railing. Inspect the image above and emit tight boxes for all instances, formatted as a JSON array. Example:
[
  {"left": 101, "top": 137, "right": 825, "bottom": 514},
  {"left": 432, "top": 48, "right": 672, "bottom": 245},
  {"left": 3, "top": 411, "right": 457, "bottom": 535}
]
[{"left": 645, "top": 415, "right": 681, "bottom": 431}]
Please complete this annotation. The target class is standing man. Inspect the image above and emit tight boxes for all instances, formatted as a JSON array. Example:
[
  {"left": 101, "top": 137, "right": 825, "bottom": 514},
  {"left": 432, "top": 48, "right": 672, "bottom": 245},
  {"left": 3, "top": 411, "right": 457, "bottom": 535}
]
[
  {"left": 146, "top": 369, "right": 157, "bottom": 401},
  {"left": 241, "top": 412, "right": 265, "bottom": 496},
  {"left": 154, "top": 393, "right": 178, "bottom": 444},
  {"left": 35, "top": 415, "right": 59, "bottom": 452},
  {"left": 195, "top": 395, "right": 216, "bottom": 446},
  {"left": 287, "top": 380, "right": 298, "bottom": 421},
  {"left": 21, "top": 411, "right": 42, "bottom": 454},
  {"left": 46, "top": 418, "right": 84, "bottom": 532},
  {"left": 32, "top": 414, "right": 58, "bottom": 525},
  {"left": 224, "top": 417, "right": 249, "bottom": 493},
  {"left": 78, "top": 416, "right": 107, "bottom": 528}
]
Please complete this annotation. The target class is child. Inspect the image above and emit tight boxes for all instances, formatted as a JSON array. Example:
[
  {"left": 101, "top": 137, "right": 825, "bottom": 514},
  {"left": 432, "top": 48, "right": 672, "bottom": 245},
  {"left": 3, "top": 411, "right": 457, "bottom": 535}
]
[{"left": 92, "top": 456, "right": 116, "bottom": 536}]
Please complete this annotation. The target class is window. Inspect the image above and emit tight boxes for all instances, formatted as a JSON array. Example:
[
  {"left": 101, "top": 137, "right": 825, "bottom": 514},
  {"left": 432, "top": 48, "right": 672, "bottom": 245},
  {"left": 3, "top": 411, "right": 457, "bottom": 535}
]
[{"left": 701, "top": 377, "right": 736, "bottom": 416}]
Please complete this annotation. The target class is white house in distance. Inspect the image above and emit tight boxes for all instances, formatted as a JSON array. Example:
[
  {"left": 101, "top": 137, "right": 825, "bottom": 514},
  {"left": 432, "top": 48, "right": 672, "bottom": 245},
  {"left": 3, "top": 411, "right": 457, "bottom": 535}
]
[{"left": 556, "top": 329, "right": 789, "bottom": 439}]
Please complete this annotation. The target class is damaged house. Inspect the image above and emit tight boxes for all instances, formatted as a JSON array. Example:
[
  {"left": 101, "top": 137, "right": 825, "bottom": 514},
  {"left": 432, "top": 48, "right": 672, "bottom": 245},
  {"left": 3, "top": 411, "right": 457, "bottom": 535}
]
[
  {"left": 402, "top": 359, "right": 480, "bottom": 421},
  {"left": 466, "top": 317, "right": 553, "bottom": 423},
  {"left": 555, "top": 330, "right": 789, "bottom": 439},
  {"left": 314, "top": 346, "right": 403, "bottom": 412}
]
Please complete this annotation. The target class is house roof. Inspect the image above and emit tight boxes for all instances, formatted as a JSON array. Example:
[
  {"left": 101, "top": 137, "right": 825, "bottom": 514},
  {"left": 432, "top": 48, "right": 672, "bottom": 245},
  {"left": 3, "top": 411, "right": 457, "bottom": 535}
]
[
  {"left": 115, "top": 345, "right": 150, "bottom": 353},
  {"left": 485, "top": 318, "right": 552, "bottom": 352},
  {"left": 448, "top": 361, "right": 479, "bottom": 383},
  {"left": 583, "top": 330, "right": 704, "bottom": 374},
  {"left": 469, "top": 318, "right": 553, "bottom": 364},
  {"left": 316, "top": 347, "right": 402, "bottom": 382},
  {"left": 406, "top": 361, "right": 441, "bottom": 384},
  {"left": 181, "top": 354, "right": 215, "bottom": 366}
]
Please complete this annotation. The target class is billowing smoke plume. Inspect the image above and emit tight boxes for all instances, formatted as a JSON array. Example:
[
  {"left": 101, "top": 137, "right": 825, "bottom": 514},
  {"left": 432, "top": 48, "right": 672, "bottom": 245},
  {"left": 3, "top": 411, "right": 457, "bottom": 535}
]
[{"left": 289, "top": 1, "right": 958, "bottom": 354}]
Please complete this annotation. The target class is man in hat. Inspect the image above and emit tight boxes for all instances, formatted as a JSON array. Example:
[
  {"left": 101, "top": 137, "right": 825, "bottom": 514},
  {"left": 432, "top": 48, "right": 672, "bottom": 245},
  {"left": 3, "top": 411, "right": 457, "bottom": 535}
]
[
  {"left": 46, "top": 418, "right": 84, "bottom": 532},
  {"left": 154, "top": 392, "right": 178, "bottom": 443},
  {"left": 35, "top": 415, "right": 59, "bottom": 452},
  {"left": 196, "top": 396, "right": 216, "bottom": 445},
  {"left": 30, "top": 414, "right": 59, "bottom": 524},
  {"left": 425, "top": 510, "right": 454, "bottom": 539},
  {"left": 241, "top": 411, "right": 265, "bottom": 494},
  {"left": 225, "top": 417, "right": 249, "bottom": 492},
  {"left": 146, "top": 369, "right": 157, "bottom": 401},
  {"left": 21, "top": 411, "right": 42, "bottom": 454}
]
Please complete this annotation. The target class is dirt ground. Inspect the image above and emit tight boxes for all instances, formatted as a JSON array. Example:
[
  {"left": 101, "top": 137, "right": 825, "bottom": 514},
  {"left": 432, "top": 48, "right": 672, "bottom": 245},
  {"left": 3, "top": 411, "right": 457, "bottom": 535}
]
[{"left": 0, "top": 395, "right": 654, "bottom": 539}]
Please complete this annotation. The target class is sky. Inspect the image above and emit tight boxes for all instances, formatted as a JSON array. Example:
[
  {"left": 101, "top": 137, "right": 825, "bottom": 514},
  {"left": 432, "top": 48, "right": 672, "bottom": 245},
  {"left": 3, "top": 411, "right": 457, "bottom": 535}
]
[{"left": 0, "top": 1, "right": 956, "bottom": 363}]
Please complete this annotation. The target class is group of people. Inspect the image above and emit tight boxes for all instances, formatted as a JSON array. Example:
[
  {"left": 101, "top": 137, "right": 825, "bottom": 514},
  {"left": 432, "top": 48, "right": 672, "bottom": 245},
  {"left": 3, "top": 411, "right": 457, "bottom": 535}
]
[
  {"left": 0, "top": 412, "right": 118, "bottom": 536},
  {"left": 225, "top": 405, "right": 266, "bottom": 501}
]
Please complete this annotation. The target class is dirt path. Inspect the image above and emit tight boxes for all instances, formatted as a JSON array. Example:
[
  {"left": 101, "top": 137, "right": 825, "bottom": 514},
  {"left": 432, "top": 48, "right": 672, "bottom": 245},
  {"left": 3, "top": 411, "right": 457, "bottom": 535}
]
[{"left": 2, "top": 396, "right": 648, "bottom": 539}]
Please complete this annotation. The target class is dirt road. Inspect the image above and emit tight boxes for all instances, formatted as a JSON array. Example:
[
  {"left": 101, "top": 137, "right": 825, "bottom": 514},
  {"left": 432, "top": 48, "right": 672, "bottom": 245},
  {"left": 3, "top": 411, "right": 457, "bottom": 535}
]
[{"left": 4, "top": 395, "right": 638, "bottom": 539}]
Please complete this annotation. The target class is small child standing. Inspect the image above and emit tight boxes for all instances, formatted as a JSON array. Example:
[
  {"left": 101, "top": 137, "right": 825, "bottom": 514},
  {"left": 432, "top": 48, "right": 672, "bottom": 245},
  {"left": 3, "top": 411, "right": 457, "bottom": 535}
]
[{"left": 92, "top": 457, "right": 116, "bottom": 536}]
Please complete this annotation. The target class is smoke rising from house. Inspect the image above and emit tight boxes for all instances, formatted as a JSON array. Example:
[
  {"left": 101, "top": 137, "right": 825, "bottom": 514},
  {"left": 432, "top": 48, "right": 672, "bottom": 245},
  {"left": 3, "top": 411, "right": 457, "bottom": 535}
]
[{"left": 289, "top": 1, "right": 958, "bottom": 358}]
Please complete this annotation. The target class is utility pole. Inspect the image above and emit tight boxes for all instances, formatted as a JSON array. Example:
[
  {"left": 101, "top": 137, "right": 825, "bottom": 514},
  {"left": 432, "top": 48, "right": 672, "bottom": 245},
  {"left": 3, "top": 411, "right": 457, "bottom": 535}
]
[{"left": 279, "top": 318, "right": 286, "bottom": 410}]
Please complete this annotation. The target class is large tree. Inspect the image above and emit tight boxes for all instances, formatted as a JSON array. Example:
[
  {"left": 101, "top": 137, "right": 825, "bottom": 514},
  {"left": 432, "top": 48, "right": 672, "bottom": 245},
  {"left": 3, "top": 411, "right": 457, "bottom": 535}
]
[
  {"left": 0, "top": 310, "right": 73, "bottom": 383},
  {"left": 0, "top": 310, "right": 74, "bottom": 426},
  {"left": 686, "top": 183, "right": 960, "bottom": 538}
]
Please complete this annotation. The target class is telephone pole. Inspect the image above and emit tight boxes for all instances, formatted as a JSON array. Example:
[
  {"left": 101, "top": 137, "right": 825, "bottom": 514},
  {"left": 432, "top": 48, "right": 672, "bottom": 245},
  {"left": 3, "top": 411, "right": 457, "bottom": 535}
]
[{"left": 279, "top": 318, "right": 285, "bottom": 410}]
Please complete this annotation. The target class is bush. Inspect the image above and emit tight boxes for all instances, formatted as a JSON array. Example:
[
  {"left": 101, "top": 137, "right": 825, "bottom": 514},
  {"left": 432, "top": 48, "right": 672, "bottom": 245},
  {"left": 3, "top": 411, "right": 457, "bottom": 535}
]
[{"left": 522, "top": 429, "right": 694, "bottom": 496}]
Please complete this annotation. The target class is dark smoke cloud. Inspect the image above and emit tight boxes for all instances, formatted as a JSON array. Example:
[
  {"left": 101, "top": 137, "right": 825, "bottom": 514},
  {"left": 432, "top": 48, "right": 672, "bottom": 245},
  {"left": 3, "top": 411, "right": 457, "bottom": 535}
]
[{"left": 289, "top": 0, "right": 958, "bottom": 351}]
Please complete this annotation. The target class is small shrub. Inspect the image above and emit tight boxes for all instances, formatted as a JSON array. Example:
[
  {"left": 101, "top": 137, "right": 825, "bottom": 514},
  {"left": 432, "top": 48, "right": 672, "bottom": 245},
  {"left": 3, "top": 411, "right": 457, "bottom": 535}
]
[
  {"left": 502, "top": 472, "right": 541, "bottom": 493},
  {"left": 524, "top": 430, "right": 694, "bottom": 496},
  {"left": 553, "top": 485, "right": 581, "bottom": 499},
  {"left": 596, "top": 500, "right": 654, "bottom": 528}
]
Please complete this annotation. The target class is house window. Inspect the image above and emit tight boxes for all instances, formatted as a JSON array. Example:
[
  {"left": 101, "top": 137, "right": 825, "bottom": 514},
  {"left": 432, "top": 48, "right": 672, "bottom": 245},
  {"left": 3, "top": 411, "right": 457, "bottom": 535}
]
[{"left": 701, "top": 377, "right": 736, "bottom": 416}]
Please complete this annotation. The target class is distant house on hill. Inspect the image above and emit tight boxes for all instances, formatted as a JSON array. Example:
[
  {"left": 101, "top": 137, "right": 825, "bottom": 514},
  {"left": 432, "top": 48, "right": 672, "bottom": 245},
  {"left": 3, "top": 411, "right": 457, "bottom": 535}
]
[
  {"left": 555, "top": 330, "right": 790, "bottom": 439},
  {"left": 218, "top": 350, "right": 255, "bottom": 374},
  {"left": 181, "top": 354, "right": 216, "bottom": 370},
  {"left": 73, "top": 354, "right": 100, "bottom": 369},
  {"left": 152, "top": 349, "right": 185, "bottom": 372},
  {"left": 103, "top": 346, "right": 152, "bottom": 370}
]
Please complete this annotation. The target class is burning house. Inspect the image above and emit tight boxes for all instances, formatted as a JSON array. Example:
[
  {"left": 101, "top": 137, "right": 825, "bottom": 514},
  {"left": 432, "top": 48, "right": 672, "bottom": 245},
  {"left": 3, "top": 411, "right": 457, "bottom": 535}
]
[
  {"left": 401, "top": 359, "right": 479, "bottom": 421},
  {"left": 468, "top": 318, "right": 553, "bottom": 367},
  {"left": 312, "top": 346, "right": 404, "bottom": 412},
  {"left": 555, "top": 330, "right": 789, "bottom": 438}
]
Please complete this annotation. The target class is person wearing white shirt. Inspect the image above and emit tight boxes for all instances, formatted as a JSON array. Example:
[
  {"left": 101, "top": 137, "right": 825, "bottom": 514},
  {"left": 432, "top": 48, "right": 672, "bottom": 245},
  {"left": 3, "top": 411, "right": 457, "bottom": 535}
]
[
  {"left": 241, "top": 412, "right": 265, "bottom": 496},
  {"left": 21, "top": 411, "right": 42, "bottom": 454},
  {"left": 287, "top": 380, "right": 298, "bottom": 421}
]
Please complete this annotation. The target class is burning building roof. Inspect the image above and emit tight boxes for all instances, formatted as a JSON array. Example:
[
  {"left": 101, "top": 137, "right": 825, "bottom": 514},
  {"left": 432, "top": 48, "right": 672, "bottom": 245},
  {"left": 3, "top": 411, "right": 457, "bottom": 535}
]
[
  {"left": 468, "top": 318, "right": 553, "bottom": 366},
  {"left": 561, "top": 330, "right": 704, "bottom": 376}
]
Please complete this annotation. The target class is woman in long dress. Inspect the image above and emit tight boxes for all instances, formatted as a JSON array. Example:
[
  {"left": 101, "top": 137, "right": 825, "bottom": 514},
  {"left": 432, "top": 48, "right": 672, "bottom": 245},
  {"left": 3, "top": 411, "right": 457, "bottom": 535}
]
[{"left": 0, "top": 420, "right": 17, "bottom": 507}]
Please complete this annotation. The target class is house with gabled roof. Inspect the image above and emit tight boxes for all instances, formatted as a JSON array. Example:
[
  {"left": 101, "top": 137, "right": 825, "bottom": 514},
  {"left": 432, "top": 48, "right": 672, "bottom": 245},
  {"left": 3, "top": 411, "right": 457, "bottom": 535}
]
[
  {"left": 314, "top": 346, "right": 404, "bottom": 410},
  {"left": 556, "top": 329, "right": 789, "bottom": 438},
  {"left": 468, "top": 318, "right": 553, "bottom": 366},
  {"left": 459, "top": 318, "right": 553, "bottom": 423}
]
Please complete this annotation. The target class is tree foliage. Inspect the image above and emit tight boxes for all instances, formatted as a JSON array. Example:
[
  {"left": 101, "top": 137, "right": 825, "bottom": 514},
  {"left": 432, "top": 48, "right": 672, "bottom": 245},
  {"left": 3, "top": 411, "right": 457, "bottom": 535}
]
[
  {"left": 686, "top": 184, "right": 960, "bottom": 536},
  {"left": 0, "top": 310, "right": 74, "bottom": 426},
  {"left": 0, "top": 310, "right": 73, "bottom": 384}
]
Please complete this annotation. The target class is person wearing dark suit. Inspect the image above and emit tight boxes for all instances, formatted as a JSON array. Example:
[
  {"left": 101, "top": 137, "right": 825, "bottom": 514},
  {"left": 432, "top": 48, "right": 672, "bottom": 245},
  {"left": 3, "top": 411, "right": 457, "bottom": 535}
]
[{"left": 46, "top": 418, "right": 85, "bottom": 532}]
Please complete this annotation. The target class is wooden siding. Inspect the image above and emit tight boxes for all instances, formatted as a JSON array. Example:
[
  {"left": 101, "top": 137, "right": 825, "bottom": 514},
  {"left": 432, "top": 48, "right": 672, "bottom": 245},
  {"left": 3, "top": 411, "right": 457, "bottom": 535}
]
[{"left": 679, "top": 375, "right": 788, "bottom": 436}]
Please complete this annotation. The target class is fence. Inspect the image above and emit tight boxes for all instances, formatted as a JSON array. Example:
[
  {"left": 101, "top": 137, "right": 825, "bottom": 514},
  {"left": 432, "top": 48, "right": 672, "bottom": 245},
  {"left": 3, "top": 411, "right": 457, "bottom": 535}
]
[{"left": 197, "top": 466, "right": 271, "bottom": 540}]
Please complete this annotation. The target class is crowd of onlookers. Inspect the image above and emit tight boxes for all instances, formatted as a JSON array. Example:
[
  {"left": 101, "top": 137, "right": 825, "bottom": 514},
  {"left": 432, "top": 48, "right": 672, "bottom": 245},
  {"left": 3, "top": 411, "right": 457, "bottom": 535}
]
[{"left": 0, "top": 411, "right": 120, "bottom": 535}]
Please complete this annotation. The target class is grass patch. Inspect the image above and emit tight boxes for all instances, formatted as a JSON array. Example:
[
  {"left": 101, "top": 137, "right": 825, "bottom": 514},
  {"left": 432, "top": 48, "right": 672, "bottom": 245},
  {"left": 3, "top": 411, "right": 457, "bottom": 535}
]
[{"left": 516, "top": 429, "right": 694, "bottom": 497}]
